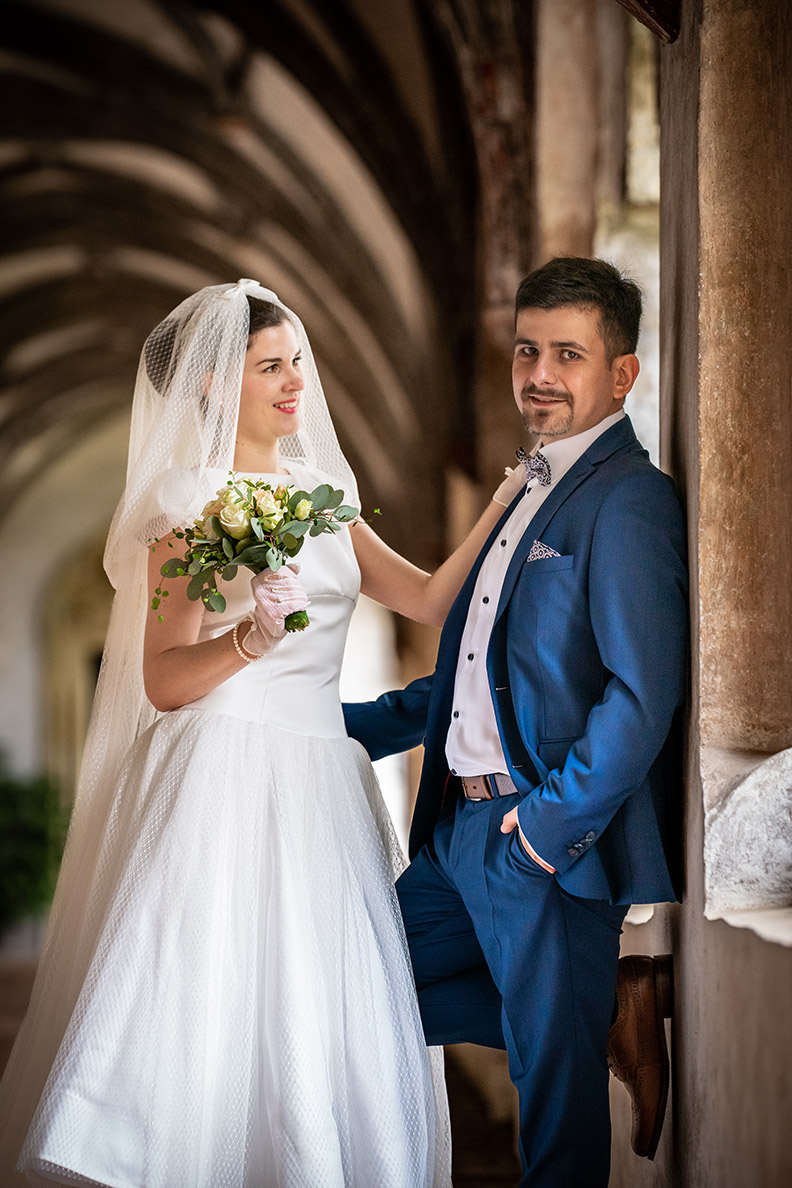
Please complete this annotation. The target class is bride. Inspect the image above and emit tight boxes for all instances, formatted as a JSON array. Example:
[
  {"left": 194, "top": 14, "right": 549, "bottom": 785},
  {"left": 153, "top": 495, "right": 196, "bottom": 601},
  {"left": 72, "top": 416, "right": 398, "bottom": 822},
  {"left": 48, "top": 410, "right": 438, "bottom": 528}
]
[{"left": 0, "top": 279, "right": 512, "bottom": 1188}]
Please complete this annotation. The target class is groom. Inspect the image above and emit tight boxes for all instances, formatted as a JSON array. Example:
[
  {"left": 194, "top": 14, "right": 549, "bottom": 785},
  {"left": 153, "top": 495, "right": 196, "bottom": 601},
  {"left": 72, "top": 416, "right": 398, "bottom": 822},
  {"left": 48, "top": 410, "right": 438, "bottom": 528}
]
[{"left": 345, "top": 257, "right": 688, "bottom": 1186}]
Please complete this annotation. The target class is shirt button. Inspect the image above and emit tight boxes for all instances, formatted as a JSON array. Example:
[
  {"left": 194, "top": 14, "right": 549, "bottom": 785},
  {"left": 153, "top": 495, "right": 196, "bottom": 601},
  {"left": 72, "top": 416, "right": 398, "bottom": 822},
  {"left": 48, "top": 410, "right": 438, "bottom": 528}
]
[
  {"left": 453, "top": 711, "right": 459, "bottom": 719},
  {"left": 467, "top": 653, "right": 474, "bottom": 661},
  {"left": 451, "top": 768, "right": 458, "bottom": 776},
  {"left": 482, "top": 596, "right": 489, "bottom": 604},
  {"left": 500, "top": 539, "right": 507, "bottom": 546}
]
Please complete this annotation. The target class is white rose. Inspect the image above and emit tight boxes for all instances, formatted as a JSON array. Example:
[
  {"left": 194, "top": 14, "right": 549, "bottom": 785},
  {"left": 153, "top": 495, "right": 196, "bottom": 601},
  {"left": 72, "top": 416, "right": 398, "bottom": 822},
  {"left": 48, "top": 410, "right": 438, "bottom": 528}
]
[
  {"left": 255, "top": 489, "right": 284, "bottom": 529},
  {"left": 193, "top": 515, "right": 220, "bottom": 542},
  {"left": 200, "top": 496, "right": 224, "bottom": 519},
  {"left": 293, "top": 498, "right": 313, "bottom": 521},
  {"left": 218, "top": 502, "right": 251, "bottom": 539}
]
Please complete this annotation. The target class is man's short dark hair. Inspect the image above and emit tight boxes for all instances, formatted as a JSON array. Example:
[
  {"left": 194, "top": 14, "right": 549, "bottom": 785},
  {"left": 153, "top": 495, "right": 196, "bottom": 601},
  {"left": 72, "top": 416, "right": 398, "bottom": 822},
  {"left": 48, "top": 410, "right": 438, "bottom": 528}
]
[{"left": 515, "top": 257, "right": 642, "bottom": 362}]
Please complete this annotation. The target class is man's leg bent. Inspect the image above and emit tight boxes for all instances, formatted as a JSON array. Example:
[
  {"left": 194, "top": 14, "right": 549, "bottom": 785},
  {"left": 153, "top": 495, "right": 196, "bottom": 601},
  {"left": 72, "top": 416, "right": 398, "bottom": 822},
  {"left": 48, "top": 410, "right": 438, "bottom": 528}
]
[
  {"left": 451, "top": 799, "right": 626, "bottom": 1188},
  {"left": 396, "top": 826, "right": 505, "bottom": 1051}
]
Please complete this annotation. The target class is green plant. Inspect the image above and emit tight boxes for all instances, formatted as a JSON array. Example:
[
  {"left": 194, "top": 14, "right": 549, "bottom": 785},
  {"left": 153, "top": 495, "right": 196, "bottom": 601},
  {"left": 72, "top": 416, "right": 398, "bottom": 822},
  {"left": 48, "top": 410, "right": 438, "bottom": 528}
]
[
  {"left": 0, "top": 754, "right": 68, "bottom": 933},
  {"left": 151, "top": 474, "right": 361, "bottom": 627}
]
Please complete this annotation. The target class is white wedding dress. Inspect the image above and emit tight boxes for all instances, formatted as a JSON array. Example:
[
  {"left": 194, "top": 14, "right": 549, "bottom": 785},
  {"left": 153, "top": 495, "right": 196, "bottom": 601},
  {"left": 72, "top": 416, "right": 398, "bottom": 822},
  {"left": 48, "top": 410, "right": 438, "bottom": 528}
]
[{"left": 0, "top": 469, "right": 451, "bottom": 1188}]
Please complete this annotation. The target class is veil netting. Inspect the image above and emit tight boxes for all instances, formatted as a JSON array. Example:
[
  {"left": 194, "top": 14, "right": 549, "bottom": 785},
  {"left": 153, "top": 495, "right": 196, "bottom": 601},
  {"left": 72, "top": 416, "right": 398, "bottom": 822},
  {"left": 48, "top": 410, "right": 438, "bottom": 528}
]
[{"left": 0, "top": 279, "right": 362, "bottom": 1166}]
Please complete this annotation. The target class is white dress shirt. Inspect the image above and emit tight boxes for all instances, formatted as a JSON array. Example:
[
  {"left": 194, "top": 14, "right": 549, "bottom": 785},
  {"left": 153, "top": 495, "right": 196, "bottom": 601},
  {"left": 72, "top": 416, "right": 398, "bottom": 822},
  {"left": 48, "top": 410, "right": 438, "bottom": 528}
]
[{"left": 445, "top": 410, "right": 626, "bottom": 780}]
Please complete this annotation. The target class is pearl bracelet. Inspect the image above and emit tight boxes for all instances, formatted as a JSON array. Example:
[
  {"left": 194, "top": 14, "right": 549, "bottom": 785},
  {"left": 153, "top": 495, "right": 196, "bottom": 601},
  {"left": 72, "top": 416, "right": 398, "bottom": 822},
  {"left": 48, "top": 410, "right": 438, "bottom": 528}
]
[{"left": 232, "top": 619, "right": 261, "bottom": 663}]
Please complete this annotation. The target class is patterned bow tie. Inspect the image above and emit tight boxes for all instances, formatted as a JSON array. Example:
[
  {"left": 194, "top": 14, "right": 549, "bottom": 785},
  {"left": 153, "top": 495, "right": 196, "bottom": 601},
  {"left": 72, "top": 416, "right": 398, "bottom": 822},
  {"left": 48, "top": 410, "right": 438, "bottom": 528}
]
[{"left": 516, "top": 446, "right": 552, "bottom": 487}]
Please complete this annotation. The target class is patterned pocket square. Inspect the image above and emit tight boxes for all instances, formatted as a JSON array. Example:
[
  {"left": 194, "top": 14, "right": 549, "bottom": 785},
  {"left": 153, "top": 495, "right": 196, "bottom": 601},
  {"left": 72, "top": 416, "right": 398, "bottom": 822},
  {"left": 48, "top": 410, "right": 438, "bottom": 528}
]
[{"left": 527, "top": 539, "right": 561, "bottom": 562}]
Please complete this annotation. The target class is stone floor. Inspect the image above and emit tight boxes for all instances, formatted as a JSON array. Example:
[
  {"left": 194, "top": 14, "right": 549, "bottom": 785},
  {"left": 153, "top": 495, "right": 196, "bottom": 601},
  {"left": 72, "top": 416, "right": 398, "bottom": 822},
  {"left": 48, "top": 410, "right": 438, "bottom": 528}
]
[
  {"left": 0, "top": 960, "right": 521, "bottom": 1186},
  {"left": 444, "top": 1047, "right": 522, "bottom": 1185}
]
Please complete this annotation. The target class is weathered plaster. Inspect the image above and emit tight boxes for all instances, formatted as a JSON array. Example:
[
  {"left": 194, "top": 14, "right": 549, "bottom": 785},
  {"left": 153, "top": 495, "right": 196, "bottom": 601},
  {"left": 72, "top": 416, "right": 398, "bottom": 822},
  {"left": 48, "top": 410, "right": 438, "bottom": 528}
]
[{"left": 703, "top": 746, "right": 792, "bottom": 916}]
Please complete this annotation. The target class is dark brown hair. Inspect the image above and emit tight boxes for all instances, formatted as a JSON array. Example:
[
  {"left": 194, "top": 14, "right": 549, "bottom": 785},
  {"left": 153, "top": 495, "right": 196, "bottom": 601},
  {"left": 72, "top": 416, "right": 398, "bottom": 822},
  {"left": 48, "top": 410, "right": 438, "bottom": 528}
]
[
  {"left": 515, "top": 257, "right": 642, "bottom": 362},
  {"left": 247, "top": 296, "right": 286, "bottom": 343}
]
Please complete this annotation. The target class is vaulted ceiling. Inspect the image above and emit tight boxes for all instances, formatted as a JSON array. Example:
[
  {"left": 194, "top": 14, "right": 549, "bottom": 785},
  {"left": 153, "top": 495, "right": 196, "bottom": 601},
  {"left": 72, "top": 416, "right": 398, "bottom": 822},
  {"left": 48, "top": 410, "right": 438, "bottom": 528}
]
[{"left": 1, "top": 0, "right": 485, "bottom": 555}]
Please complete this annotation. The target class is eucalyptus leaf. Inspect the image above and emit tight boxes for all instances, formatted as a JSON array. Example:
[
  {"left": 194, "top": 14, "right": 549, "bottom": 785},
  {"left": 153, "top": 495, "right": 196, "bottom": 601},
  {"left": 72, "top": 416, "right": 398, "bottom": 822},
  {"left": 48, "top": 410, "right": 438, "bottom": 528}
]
[
  {"left": 309, "top": 483, "right": 331, "bottom": 510},
  {"left": 251, "top": 517, "right": 265, "bottom": 541},
  {"left": 187, "top": 558, "right": 203, "bottom": 576},
  {"left": 309, "top": 521, "right": 325, "bottom": 536},
  {"left": 280, "top": 533, "right": 298, "bottom": 551},
  {"left": 207, "top": 589, "right": 226, "bottom": 613},
  {"left": 279, "top": 519, "right": 310, "bottom": 538},
  {"left": 159, "top": 558, "right": 184, "bottom": 578},
  {"left": 222, "top": 537, "right": 234, "bottom": 559},
  {"left": 265, "top": 547, "right": 283, "bottom": 570},
  {"left": 325, "top": 488, "right": 343, "bottom": 509},
  {"left": 208, "top": 515, "right": 223, "bottom": 538},
  {"left": 336, "top": 505, "right": 359, "bottom": 519},
  {"left": 187, "top": 572, "right": 206, "bottom": 601},
  {"left": 288, "top": 489, "right": 311, "bottom": 512},
  {"left": 235, "top": 545, "right": 269, "bottom": 567}
]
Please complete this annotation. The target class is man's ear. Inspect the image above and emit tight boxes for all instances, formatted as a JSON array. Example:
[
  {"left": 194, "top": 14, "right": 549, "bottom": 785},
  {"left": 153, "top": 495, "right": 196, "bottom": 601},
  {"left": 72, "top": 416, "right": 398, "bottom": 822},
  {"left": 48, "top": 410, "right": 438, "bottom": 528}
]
[{"left": 612, "top": 353, "right": 640, "bottom": 400}]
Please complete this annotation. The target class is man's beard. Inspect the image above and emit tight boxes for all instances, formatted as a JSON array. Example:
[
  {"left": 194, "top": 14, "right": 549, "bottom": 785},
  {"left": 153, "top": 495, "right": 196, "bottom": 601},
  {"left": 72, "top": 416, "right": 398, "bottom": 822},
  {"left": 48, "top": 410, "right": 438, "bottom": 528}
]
[{"left": 520, "top": 386, "right": 573, "bottom": 438}]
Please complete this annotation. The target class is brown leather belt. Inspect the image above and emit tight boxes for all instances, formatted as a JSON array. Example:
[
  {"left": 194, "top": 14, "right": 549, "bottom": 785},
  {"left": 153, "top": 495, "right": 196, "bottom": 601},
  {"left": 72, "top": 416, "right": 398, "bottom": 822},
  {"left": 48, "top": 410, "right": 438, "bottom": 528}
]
[{"left": 460, "top": 772, "right": 519, "bottom": 801}]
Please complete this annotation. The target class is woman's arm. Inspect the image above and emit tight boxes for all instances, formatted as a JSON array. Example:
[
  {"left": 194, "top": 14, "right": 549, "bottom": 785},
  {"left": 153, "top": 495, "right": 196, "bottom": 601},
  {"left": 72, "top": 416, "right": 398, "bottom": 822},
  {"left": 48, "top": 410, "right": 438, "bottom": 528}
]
[
  {"left": 350, "top": 496, "right": 504, "bottom": 627},
  {"left": 143, "top": 536, "right": 255, "bottom": 712}
]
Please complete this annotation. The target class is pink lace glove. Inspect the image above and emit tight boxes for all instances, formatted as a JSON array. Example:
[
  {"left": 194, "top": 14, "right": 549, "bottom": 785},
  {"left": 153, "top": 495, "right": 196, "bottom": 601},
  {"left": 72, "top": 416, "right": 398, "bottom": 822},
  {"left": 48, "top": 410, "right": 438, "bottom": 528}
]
[
  {"left": 242, "top": 566, "right": 310, "bottom": 656},
  {"left": 492, "top": 464, "right": 527, "bottom": 506}
]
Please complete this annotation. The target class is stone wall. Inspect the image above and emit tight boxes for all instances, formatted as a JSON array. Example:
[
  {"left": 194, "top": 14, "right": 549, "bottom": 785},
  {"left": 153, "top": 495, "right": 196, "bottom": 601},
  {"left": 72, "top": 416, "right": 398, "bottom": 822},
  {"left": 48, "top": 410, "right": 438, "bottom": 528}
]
[{"left": 610, "top": 1, "right": 792, "bottom": 1185}]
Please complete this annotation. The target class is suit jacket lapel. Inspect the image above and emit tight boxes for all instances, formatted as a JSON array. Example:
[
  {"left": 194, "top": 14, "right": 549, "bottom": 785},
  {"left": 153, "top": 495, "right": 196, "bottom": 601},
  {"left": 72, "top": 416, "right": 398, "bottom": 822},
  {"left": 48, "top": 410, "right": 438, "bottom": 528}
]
[
  {"left": 493, "top": 415, "right": 640, "bottom": 626},
  {"left": 436, "top": 417, "right": 641, "bottom": 690},
  {"left": 492, "top": 460, "right": 594, "bottom": 625}
]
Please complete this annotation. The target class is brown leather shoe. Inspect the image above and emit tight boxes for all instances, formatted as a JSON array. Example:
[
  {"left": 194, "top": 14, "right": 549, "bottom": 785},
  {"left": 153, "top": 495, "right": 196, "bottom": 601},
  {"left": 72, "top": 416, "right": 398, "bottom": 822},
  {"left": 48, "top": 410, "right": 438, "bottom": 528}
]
[{"left": 607, "top": 954, "right": 673, "bottom": 1160}]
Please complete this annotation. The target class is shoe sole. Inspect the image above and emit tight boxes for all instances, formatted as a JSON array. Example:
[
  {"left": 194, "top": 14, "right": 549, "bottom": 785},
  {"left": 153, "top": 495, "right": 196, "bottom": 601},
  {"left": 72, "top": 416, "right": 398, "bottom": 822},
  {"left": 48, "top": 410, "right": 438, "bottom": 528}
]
[{"left": 645, "top": 955, "right": 673, "bottom": 1160}]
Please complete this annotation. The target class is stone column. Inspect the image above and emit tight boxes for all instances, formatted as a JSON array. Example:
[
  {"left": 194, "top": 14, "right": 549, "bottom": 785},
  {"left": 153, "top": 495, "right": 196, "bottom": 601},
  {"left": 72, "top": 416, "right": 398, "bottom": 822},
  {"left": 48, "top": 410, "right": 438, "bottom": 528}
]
[
  {"left": 453, "top": 0, "right": 605, "bottom": 496},
  {"left": 611, "top": 6, "right": 792, "bottom": 1185},
  {"left": 535, "top": 0, "right": 600, "bottom": 262},
  {"left": 697, "top": 1, "right": 792, "bottom": 756},
  {"left": 428, "top": 0, "right": 536, "bottom": 490},
  {"left": 694, "top": 0, "right": 792, "bottom": 917}
]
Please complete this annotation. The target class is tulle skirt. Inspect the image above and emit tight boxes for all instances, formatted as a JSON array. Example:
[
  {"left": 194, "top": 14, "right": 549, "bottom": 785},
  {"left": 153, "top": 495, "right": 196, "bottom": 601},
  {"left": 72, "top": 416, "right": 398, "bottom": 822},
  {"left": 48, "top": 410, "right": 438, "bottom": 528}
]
[{"left": 0, "top": 710, "right": 451, "bottom": 1188}]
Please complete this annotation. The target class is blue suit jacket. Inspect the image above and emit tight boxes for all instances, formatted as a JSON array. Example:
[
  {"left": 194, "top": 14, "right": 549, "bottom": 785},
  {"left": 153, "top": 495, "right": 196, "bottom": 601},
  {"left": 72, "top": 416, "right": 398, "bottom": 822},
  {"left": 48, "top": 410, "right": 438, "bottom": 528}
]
[{"left": 345, "top": 417, "right": 688, "bottom": 905}]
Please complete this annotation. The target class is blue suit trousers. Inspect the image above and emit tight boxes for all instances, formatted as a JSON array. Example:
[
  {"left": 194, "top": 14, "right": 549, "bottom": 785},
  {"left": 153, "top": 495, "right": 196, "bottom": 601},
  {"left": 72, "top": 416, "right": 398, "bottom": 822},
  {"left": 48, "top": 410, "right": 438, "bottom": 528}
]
[{"left": 397, "top": 792, "right": 627, "bottom": 1188}]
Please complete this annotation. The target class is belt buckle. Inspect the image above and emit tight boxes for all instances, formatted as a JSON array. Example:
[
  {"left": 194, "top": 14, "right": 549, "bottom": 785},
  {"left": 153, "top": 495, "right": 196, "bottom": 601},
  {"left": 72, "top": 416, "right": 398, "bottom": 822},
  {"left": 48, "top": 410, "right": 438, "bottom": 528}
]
[{"left": 463, "top": 774, "right": 495, "bottom": 801}]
